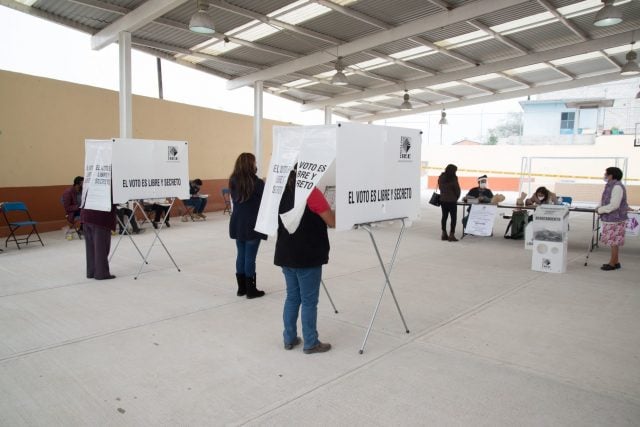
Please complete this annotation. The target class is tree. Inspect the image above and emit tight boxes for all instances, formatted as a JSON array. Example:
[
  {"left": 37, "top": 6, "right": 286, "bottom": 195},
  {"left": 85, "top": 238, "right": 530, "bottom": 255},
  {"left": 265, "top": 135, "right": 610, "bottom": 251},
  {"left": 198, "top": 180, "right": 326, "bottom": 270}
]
[{"left": 486, "top": 112, "right": 523, "bottom": 143}]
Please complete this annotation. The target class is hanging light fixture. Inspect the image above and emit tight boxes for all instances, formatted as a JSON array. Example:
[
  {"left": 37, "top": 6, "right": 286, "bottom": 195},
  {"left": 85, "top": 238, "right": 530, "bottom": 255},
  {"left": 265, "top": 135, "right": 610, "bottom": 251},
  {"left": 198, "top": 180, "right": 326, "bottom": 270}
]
[
  {"left": 620, "top": 43, "right": 640, "bottom": 76},
  {"left": 438, "top": 108, "right": 448, "bottom": 125},
  {"left": 400, "top": 90, "right": 413, "bottom": 110},
  {"left": 189, "top": 0, "right": 215, "bottom": 34},
  {"left": 593, "top": 0, "right": 622, "bottom": 27},
  {"left": 331, "top": 57, "right": 348, "bottom": 86}
]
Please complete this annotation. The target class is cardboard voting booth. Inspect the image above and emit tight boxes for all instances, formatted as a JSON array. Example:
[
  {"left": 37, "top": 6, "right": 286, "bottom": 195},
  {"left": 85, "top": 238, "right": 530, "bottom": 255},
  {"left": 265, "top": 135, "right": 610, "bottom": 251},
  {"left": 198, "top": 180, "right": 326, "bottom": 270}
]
[
  {"left": 256, "top": 123, "right": 421, "bottom": 353},
  {"left": 256, "top": 123, "right": 421, "bottom": 235},
  {"left": 531, "top": 205, "right": 569, "bottom": 273},
  {"left": 83, "top": 138, "right": 190, "bottom": 278}
]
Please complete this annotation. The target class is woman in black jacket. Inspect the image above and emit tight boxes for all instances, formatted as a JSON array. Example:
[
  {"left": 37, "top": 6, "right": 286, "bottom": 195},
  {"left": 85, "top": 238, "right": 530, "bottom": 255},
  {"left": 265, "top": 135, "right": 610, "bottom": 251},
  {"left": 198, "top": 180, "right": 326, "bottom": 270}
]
[
  {"left": 229, "top": 153, "right": 267, "bottom": 298},
  {"left": 437, "top": 164, "right": 461, "bottom": 242}
]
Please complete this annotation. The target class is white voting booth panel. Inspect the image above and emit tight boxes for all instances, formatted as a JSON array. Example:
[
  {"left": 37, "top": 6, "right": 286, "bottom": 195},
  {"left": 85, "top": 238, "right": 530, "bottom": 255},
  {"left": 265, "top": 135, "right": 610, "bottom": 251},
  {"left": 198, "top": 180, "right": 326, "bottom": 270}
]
[
  {"left": 83, "top": 140, "right": 113, "bottom": 212},
  {"left": 111, "top": 139, "right": 190, "bottom": 203},
  {"left": 255, "top": 123, "right": 421, "bottom": 235},
  {"left": 532, "top": 205, "right": 569, "bottom": 273},
  {"left": 256, "top": 123, "right": 420, "bottom": 353},
  {"left": 83, "top": 138, "right": 190, "bottom": 278}
]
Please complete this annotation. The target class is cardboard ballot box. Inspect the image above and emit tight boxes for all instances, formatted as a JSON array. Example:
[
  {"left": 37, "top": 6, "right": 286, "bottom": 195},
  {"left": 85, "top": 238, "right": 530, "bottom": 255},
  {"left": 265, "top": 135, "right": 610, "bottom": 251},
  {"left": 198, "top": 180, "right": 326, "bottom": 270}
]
[{"left": 531, "top": 205, "right": 569, "bottom": 273}]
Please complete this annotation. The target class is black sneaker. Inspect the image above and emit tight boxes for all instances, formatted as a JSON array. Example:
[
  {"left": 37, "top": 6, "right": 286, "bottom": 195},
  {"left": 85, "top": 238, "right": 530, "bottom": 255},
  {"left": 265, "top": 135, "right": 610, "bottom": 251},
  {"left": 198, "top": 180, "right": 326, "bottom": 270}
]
[
  {"left": 303, "top": 341, "right": 331, "bottom": 354},
  {"left": 601, "top": 263, "right": 621, "bottom": 269},
  {"left": 284, "top": 337, "right": 301, "bottom": 350}
]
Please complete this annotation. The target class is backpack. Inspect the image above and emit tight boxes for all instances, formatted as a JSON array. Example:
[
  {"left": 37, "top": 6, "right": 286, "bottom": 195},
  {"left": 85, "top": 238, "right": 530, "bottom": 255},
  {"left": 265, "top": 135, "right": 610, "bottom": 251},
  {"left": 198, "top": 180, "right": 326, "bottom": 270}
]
[{"left": 504, "top": 210, "right": 528, "bottom": 240}]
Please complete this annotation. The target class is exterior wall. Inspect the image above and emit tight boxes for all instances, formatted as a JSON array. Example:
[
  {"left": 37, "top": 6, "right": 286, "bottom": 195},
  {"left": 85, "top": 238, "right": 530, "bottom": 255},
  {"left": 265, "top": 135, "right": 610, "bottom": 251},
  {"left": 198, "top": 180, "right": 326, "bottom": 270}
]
[
  {"left": 0, "top": 70, "right": 286, "bottom": 236},
  {"left": 522, "top": 102, "right": 566, "bottom": 136},
  {"left": 423, "top": 135, "right": 639, "bottom": 203}
]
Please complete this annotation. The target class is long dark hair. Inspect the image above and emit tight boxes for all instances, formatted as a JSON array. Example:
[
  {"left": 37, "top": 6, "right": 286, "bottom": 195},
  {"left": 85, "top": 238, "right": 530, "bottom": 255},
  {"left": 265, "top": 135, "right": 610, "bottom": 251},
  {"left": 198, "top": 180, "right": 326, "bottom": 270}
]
[
  {"left": 534, "top": 186, "right": 550, "bottom": 202},
  {"left": 440, "top": 164, "right": 458, "bottom": 183},
  {"left": 229, "top": 153, "right": 257, "bottom": 202}
]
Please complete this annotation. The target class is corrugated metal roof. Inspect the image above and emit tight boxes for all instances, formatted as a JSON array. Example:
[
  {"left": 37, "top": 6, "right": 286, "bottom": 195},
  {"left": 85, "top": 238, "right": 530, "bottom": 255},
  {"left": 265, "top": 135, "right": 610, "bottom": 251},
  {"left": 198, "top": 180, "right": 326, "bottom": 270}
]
[
  {"left": 10, "top": 0, "right": 639, "bottom": 121},
  {"left": 299, "top": 10, "right": 380, "bottom": 42}
]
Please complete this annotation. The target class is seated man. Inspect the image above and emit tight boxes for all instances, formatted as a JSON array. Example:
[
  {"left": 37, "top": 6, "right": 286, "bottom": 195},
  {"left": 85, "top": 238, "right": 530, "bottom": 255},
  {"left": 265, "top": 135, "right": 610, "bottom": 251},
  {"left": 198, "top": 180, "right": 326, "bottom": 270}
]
[
  {"left": 462, "top": 175, "right": 494, "bottom": 229},
  {"left": 62, "top": 176, "right": 84, "bottom": 235},
  {"left": 463, "top": 174, "right": 494, "bottom": 203},
  {"left": 143, "top": 198, "right": 171, "bottom": 229},
  {"left": 116, "top": 204, "right": 144, "bottom": 235},
  {"left": 183, "top": 178, "right": 208, "bottom": 219}
]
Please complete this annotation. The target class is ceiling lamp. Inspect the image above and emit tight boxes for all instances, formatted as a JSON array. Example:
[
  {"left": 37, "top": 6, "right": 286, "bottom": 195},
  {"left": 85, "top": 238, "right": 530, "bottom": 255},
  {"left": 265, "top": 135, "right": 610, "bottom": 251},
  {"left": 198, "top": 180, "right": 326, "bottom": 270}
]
[
  {"left": 438, "top": 108, "right": 448, "bottom": 125},
  {"left": 189, "top": 0, "right": 215, "bottom": 34},
  {"left": 593, "top": 0, "right": 622, "bottom": 27},
  {"left": 331, "top": 57, "right": 348, "bottom": 86},
  {"left": 400, "top": 90, "right": 413, "bottom": 110},
  {"left": 620, "top": 43, "right": 640, "bottom": 76}
]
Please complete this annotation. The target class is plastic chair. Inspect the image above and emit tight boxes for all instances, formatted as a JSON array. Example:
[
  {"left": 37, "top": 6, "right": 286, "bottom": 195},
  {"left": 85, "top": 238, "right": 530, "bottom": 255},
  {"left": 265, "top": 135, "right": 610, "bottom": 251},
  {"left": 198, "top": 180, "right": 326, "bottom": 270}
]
[
  {"left": 176, "top": 198, "right": 197, "bottom": 222},
  {"left": 60, "top": 197, "right": 82, "bottom": 240},
  {"left": 222, "top": 188, "right": 232, "bottom": 215},
  {"left": 1, "top": 201, "right": 44, "bottom": 249}
]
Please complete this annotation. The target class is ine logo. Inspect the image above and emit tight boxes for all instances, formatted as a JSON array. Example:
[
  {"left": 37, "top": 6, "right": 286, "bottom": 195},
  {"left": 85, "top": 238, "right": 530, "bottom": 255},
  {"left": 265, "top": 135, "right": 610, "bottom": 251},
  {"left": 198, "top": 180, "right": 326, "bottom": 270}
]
[
  {"left": 399, "top": 136, "right": 412, "bottom": 161},
  {"left": 168, "top": 146, "right": 179, "bottom": 161}
]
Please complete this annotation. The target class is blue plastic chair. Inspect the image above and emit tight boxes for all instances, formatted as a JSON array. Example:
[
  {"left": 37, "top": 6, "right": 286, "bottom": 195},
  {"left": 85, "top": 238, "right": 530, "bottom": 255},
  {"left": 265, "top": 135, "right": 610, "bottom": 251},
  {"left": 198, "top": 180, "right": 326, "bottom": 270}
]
[{"left": 1, "top": 201, "right": 44, "bottom": 249}]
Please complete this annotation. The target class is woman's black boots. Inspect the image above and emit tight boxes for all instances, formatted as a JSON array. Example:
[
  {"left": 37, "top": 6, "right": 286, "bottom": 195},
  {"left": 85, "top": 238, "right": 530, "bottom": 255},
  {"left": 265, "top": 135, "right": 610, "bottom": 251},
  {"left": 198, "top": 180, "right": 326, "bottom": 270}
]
[
  {"left": 245, "top": 275, "right": 265, "bottom": 299},
  {"left": 235, "top": 273, "right": 246, "bottom": 296}
]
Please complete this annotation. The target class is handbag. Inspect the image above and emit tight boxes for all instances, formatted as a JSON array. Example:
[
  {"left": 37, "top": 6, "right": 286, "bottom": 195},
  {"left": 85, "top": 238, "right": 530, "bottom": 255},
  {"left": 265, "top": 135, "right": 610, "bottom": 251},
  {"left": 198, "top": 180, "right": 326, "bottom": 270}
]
[{"left": 429, "top": 184, "right": 441, "bottom": 207}]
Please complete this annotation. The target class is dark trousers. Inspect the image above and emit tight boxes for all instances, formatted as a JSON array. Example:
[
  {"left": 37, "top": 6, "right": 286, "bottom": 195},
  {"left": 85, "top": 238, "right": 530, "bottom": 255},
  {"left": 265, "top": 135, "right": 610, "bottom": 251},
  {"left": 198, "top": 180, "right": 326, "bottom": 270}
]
[
  {"left": 116, "top": 207, "right": 140, "bottom": 232},
  {"left": 84, "top": 223, "right": 112, "bottom": 279},
  {"left": 184, "top": 197, "right": 207, "bottom": 213},
  {"left": 152, "top": 204, "right": 170, "bottom": 223},
  {"left": 440, "top": 201, "right": 457, "bottom": 233}
]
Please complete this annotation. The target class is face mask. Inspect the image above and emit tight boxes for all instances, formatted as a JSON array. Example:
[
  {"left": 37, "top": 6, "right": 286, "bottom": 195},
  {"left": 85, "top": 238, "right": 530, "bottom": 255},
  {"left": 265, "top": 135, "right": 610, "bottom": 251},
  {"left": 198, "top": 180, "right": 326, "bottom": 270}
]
[
  {"left": 603, "top": 175, "right": 609, "bottom": 182},
  {"left": 537, "top": 195, "right": 545, "bottom": 201},
  {"left": 479, "top": 182, "right": 486, "bottom": 189}
]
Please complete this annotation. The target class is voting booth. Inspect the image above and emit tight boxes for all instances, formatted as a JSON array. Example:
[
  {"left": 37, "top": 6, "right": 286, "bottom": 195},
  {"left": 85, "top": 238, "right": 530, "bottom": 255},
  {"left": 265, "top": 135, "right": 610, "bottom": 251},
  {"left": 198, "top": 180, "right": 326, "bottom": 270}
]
[
  {"left": 83, "top": 139, "right": 190, "bottom": 277},
  {"left": 256, "top": 123, "right": 421, "bottom": 353},
  {"left": 531, "top": 205, "right": 569, "bottom": 273}
]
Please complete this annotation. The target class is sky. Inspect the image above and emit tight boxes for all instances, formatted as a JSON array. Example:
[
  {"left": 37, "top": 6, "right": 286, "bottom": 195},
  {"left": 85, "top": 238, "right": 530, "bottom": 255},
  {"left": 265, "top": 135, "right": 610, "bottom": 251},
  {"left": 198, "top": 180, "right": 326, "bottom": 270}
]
[{"left": 0, "top": 5, "right": 525, "bottom": 145}]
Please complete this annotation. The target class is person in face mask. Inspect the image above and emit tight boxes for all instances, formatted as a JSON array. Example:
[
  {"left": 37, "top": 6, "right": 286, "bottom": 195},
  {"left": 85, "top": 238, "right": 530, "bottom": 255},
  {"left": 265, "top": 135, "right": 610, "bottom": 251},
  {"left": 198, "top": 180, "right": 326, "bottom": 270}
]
[
  {"left": 597, "top": 167, "right": 629, "bottom": 271},
  {"left": 525, "top": 186, "right": 557, "bottom": 207},
  {"left": 463, "top": 175, "right": 494, "bottom": 203}
]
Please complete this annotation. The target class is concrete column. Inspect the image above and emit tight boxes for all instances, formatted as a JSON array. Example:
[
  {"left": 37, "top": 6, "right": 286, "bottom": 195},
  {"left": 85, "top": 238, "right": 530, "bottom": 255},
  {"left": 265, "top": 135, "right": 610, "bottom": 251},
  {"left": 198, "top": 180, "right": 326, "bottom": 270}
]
[
  {"left": 254, "top": 81, "right": 263, "bottom": 176},
  {"left": 324, "top": 106, "right": 332, "bottom": 124},
  {"left": 119, "top": 32, "right": 132, "bottom": 138}
]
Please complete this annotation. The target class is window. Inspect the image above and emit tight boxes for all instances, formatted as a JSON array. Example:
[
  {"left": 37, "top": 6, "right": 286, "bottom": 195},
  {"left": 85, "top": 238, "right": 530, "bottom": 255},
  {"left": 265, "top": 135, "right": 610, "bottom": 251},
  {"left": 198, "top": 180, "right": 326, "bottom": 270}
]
[{"left": 560, "top": 112, "right": 575, "bottom": 134}]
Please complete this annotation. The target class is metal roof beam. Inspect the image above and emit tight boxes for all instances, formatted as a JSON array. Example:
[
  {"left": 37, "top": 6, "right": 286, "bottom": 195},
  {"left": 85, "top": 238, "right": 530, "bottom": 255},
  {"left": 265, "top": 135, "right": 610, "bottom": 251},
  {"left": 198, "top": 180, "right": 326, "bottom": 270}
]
[
  {"left": 91, "top": 0, "right": 188, "bottom": 50},
  {"left": 133, "top": 38, "right": 263, "bottom": 69},
  {"left": 467, "top": 19, "right": 528, "bottom": 54},
  {"left": 354, "top": 72, "right": 636, "bottom": 122},
  {"left": 536, "top": 0, "right": 588, "bottom": 41},
  {"left": 312, "top": 0, "right": 389, "bottom": 30},
  {"left": 227, "top": 0, "right": 531, "bottom": 89},
  {"left": 300, "top": 30, "right": 636, "bottom": 111}
]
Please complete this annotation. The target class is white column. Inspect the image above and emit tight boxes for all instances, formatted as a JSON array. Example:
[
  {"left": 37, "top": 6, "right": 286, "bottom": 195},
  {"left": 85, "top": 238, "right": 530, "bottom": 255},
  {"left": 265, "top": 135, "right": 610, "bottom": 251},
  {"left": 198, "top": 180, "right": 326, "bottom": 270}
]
[
  {"left": 253, "top": 81, "right": 263, "bottom": 176},
  {"left": 119, "top": 32, "right": 132, "bottom": 138},
  {"left": 324, "top": 106, "right": 332, "bottom": 124}
]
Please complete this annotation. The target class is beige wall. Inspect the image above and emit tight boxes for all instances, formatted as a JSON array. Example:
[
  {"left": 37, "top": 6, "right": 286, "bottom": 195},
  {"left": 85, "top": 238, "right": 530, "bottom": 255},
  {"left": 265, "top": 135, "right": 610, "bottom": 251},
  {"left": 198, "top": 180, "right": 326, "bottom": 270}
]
[{"left": 0, "top": 69, "right": 283, "bottom": 187}]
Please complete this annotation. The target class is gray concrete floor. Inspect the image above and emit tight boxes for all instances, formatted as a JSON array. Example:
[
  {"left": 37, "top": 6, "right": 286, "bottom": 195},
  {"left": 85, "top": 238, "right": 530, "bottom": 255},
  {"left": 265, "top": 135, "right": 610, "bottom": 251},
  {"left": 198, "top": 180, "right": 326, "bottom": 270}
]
[{"left": 1, "top": 203, "right": 639, "bottom": 426}]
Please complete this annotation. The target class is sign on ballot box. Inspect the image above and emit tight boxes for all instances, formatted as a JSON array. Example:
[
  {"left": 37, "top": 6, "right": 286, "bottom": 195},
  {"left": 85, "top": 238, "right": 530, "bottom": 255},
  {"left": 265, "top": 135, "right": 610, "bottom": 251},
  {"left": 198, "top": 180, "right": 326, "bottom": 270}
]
[{"left": 531, "top": 205, "right": 569, "bottom": 273}]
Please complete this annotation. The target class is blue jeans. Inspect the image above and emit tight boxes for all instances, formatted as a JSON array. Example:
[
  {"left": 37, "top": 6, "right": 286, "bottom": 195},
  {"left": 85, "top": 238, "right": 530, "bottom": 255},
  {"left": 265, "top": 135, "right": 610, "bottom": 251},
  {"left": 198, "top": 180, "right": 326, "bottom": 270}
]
[
  {"left": 282, "top": 266, "right": 322, "bottom": 350},
  {"left": 184, "top": 197, "right": 207, "bottom": 213},
  {"left": 235, "top": 239, "right": 261, "bottom": 277}
]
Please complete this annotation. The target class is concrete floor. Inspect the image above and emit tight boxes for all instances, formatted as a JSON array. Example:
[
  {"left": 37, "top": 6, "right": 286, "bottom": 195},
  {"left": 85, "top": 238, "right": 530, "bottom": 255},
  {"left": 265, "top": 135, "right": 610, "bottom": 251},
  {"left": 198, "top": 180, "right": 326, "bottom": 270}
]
[{"left": 1, "top": 203, "right": 639, "bottom": 426}]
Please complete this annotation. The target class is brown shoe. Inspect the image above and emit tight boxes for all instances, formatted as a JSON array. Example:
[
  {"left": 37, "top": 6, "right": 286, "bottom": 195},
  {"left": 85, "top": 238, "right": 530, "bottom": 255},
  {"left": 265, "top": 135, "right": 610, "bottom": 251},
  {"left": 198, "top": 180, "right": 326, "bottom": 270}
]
[
  {"left": 303, "top": 341, "right": 331, "bottom": 354},
  {"left": 441, "top": 231, "right": 448, "bottom": 241},
  {"left": 448, "top": 232, "right": 458, "bottom": 242}
]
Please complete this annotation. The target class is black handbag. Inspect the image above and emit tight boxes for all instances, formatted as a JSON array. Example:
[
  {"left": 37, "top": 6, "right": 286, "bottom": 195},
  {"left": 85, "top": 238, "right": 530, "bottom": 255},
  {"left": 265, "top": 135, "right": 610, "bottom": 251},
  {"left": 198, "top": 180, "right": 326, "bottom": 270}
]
[{"left": 429, "top": 185, "right": 441, "bottom": 207}]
